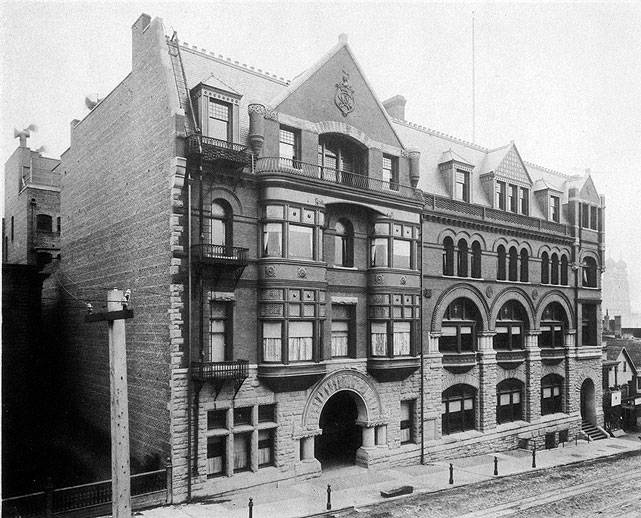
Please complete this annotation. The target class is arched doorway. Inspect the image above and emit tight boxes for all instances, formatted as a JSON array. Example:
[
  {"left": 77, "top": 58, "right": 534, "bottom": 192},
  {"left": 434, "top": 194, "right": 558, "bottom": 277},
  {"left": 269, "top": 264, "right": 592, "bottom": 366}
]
[
  {"left": 580, "top": 378, "right": 596, "bottom": 424},
  {"left": 315, "top": 391, "right": 362, "bottom": 468}
]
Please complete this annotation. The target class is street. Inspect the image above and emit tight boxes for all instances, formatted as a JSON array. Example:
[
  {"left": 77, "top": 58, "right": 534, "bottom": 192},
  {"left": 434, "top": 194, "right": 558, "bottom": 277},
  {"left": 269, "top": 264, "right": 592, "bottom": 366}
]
[{"left": 344, "top": 449, "right": 641, "bottom": 517}]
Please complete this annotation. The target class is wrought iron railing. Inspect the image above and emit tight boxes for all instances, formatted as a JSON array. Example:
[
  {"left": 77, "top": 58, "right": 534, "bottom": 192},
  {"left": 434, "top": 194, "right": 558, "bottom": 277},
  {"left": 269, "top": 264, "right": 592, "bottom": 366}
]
[
  {"left": 191, "top": 244, "right": 248, "bottom": 263},
  {"left": 187, "top": 135, "right": 251, "bottom": 165},
  {"left": 2, "top": 468, "right": 168, "bottom": 518},
  {"left": 441, "top": 351, "right": 477, "bottom": 365},
  {"left": 255, "top": 157, "right": 418, "bottom": 199},
  {"left": 424, "top": 192, "right": 570, "bottom": 236},
  {"left": 33, "top": 230, "right": 60, "bottom": 249},
  {"left": 192, "top": 360, "right": 249, "bottom": 382}
]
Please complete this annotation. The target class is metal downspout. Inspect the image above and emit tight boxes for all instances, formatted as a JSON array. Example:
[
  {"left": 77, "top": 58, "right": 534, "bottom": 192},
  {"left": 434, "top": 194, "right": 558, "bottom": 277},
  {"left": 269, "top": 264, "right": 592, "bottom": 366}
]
[{"left": 420, "top": 213, "right": 425, "bottom": 465}]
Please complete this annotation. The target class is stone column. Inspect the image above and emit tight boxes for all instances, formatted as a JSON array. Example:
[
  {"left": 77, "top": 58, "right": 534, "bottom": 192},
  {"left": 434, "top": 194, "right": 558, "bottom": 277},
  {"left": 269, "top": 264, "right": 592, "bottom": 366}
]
[
  {"left": 361, "top": 425, "right": 376, "bottom": 448},
  {"left": 301, "top": 436, "right": 315, "bottom": 460},
  {"left": 427, "top": 332, "right": 441, "bottom": 354},
  {"left": 525, "top": 332, "right": 542, "bottom": 420},
  {"left": 251, "top": 406, "right": 259, "bottom": 472},
  {"left": 375, "top": 425, "right": 387, "bottom": 446},
  {"left": 477, "top": 333, "right": 497, "bottom": 432}
]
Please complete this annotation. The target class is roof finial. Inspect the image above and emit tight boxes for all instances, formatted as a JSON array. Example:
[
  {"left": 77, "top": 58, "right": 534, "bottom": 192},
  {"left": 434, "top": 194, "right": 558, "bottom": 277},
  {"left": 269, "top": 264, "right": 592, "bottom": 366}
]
[{"left": 338, "top": 33, "right": 348, "bottom": 44}]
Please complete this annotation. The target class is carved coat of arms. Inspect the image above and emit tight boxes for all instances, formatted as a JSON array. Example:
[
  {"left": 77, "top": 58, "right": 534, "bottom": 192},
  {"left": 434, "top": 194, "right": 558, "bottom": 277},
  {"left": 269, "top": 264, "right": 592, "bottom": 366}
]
[{"left": 335, "top": 69, "right": 355, "bottom": 117}]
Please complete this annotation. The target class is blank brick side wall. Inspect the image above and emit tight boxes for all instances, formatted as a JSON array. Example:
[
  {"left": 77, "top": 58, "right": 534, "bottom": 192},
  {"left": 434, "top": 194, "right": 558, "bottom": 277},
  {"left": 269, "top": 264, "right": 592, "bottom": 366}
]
[{"left": 57, "top": 21, "right": 178, "bottom": 465}]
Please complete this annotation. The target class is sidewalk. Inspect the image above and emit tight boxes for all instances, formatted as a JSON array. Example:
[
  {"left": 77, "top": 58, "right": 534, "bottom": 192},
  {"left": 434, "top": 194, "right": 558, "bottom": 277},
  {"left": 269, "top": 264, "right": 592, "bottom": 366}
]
[{"left": 136, "top": 433, "right": 641, "bottom": 518}]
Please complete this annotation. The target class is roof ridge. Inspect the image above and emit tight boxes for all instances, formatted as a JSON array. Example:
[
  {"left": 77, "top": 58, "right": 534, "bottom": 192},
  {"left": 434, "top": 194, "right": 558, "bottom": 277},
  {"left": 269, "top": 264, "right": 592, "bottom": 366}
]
[
  {"left": 166, "top": 37, "right": 290, "bottom": 86},
  {"left": 523, "top": 160, "right": 572, "bottom": 180},
  {"left": 391, "top": 118, "right": 489, "bottom": 152}
]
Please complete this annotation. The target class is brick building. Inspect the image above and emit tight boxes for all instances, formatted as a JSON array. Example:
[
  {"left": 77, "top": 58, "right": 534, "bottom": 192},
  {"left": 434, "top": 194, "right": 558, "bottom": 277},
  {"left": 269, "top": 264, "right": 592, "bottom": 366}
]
[
  {"left": 3, "top": 129, "right": 61, "bottom": 269},
  {"left": 49, "top": 14, "right": 605, "bottom": 501}
]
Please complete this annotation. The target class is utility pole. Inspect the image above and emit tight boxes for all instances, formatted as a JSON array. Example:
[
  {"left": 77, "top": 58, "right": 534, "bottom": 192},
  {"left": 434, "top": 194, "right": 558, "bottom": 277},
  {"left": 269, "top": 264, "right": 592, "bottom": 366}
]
[{"left": 86, "top": 288, "right": 134, "bottom": 517}]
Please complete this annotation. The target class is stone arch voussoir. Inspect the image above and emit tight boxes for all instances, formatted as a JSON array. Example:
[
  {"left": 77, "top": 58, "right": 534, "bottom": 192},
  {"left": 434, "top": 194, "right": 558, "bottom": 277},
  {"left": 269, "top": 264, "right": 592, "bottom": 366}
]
[
  {"left": 431, "top": 283, "right": 490, "bottom": 332},
  {"left": 490, "top": 287, "right": 536, "bottom": 331},
  {"left": 535, "top": 290, "right": 575, "bottom": 330}
]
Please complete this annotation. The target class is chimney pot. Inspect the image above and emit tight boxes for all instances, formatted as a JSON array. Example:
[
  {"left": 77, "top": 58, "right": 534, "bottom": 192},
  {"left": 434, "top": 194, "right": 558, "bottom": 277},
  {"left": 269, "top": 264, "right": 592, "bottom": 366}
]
[{"left": 382, "top": 95, "right": 407, "bottom": 120}]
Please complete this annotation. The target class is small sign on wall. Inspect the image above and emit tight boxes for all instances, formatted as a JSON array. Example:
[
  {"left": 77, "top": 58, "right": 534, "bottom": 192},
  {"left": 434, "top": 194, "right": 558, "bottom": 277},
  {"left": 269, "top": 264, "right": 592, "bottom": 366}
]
[{"left": 611, "top": 390, "right": 622, "bottom": 406}]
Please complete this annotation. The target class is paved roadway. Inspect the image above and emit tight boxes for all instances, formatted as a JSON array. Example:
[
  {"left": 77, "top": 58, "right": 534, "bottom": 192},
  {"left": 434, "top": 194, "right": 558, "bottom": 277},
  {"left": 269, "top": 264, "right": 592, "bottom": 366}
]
[{"left": 343, "top": 449, "right": 641, "bottom": 517}]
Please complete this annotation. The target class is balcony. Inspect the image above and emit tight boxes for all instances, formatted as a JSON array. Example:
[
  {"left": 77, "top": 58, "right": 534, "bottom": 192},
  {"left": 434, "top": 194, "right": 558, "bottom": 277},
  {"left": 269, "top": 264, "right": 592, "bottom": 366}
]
[
  {"left": 255, "top": 157, "right": 419, "bottom": 200},
  {"left": 540, "top": 347, "right": 566, "bottom": 365},
  {"left": 367, "top": 356, "right": 420, "bottom": 382},
  {"left": 441, "top": 351, "right": 477, "bottom": 373},
  {"left": 192, "top": 360, "right": 249, "bottom": 397},
  {"left": 186, "top": 135, "right": 252, "bottom": 168},
  {"left": 424, "top": 193, "right": 570, "bottom": 236},
  {"left": 496, "top": 349, "right": 526, "bottom": 369},
  {"left": 257, "top": 362, "right": 326, "bottom": 392},
  {"left": 191, "top": 244, "right": 248, "bottom": 290},
  {"left": 33, "top": 230, "right": 60, "bottom": 250}
]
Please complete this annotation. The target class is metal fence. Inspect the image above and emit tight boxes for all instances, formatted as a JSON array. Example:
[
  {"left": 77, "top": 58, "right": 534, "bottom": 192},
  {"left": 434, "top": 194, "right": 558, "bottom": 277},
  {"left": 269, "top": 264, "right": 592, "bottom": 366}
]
[{"left": 2, "top": 465, "right": 170, "bottom": 518}]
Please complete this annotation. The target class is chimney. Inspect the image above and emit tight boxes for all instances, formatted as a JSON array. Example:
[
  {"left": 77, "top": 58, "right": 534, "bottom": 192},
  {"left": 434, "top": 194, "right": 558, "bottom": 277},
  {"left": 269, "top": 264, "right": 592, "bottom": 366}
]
[
  {"left": 382, "top": 95, "right": 407, "bottom": 120},
  {"left": 132, "top": 13, "right": 152, "bottom": 67}
]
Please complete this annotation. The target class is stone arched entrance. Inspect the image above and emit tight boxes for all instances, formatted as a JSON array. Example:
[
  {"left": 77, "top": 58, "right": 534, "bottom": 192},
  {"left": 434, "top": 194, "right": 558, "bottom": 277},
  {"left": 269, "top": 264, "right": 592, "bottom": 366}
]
[
  {"left": 580, "top": 378, "right": 596, "bottom": 424},
  {"left": 315, "top": 391, "right": 363, "bottom": 467}
]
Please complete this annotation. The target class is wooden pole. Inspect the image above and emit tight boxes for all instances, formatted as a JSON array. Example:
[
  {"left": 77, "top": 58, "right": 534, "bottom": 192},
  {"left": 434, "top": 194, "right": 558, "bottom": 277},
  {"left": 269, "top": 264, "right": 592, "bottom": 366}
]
[{"left": 108, "top": 288, "right": 131, "bottom": 517}]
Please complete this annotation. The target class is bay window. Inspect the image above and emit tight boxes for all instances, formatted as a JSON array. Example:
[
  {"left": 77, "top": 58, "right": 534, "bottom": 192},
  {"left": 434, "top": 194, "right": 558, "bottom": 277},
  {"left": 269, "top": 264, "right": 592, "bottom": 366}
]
[
  {"left": 393, "top": 321, "right": 411, "bottom": 356},
  {"left": 371, "top": 322, "right": 388, "bottom": 356},
  {"left": 288, "top": 321, "right": 313, "bottom": 361},
  {"left": 262, "top": 322, "right": 282, "bottom": 362}
]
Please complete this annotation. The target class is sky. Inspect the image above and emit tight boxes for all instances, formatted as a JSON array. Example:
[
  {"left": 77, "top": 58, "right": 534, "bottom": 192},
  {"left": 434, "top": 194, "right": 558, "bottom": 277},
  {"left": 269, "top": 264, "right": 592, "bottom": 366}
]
[{"left": 1, "top": 0, "right": 640, "bottom": 310}]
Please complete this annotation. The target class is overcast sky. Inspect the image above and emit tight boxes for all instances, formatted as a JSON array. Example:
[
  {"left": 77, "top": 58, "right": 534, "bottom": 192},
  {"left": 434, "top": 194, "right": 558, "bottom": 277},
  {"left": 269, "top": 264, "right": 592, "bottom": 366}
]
[{"left": 2, "top": 1, "right": 640, "bottom": 310}]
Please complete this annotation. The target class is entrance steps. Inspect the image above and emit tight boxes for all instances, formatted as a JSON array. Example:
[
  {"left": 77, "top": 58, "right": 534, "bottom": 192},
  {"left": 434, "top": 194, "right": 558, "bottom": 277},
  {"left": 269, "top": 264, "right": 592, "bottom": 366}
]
[{"left": 581, "top": 420, "right": 608, "bottom": 441}]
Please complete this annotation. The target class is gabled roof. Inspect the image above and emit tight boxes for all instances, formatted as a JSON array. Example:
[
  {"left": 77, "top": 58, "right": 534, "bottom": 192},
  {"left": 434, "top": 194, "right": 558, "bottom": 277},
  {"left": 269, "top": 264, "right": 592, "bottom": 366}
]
[
  {"left": 605, "top": 338, "right": 641, "bottom": 374},
  {"left": 568, "top": 174, "right": 601, "bottom": 204},
  {"left": 439, "top": 148, "right": 474, "bottom": 166}
]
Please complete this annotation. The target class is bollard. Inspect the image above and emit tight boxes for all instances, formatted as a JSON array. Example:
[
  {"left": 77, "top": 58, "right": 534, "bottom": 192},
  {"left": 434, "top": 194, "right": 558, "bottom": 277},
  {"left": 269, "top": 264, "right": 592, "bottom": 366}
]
[
  {"left": 449, "top": 463, "right": 454, "bottom": 484},
  {"left": 327, "top": 484, "right": 332, "bottom": 510},
  {"left": 493, "top": 456, "right": 498, "bottom": 476},
  {"left": 575, "top": 435, "right": 578, "bottom": 446},
  {"left": 248, "top": 497, "right": 253, "bottom": 518},
  {"left": 532, "top": 446, "right": 536, "bottom": 468}
]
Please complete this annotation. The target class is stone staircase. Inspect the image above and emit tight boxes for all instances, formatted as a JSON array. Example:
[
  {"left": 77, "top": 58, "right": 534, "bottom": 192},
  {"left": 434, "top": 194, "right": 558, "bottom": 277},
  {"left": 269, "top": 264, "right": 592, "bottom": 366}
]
[{"left": 581, "top": 420, "right": 609, "bottom": 441}]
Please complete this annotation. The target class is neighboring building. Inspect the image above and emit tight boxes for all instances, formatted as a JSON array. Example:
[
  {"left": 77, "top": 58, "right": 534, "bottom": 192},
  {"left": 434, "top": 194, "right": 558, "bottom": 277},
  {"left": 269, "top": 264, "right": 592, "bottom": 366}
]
[
  {"left": 48, "top": 14, "right": 606, "bottom": 502},
  {"left": 602, "top": 257, "right": 632, "bottom": 326},
  {"left": 3, "top": 129, "right": 61, "bottom": 269},
  {"left": 603, "top": 338, "right": 641, "bottom": 429}
]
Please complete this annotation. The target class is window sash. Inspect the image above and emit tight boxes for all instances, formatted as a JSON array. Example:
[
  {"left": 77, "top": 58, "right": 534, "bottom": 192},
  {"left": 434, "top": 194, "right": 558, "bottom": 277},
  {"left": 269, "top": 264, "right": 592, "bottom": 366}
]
[
  {"left": 262, "top": 322, "right": 282, "bottom": 361},
  {"left": 263, "top": 223, "right": 282, "bottom": 257},
  {"left": 288, "top": 224, "right": 313, "bottom": 259},
  {"left": 288, "top": 321, "right": 313, "bottom": 361},
  {"left": 371, "top": 238, "right": 389, "bottom": 267},
  {"left": 393, "top": 239, "right": 411, "bottom": 269},
  {"left": 371, "top": 322, "right": 388, "bottom": 356},
  {"left": 393, "top": 322, "right": 411, "bottom": 356},
  {"left": 331, "top": 320, "right": 349, "bottom": 357}
]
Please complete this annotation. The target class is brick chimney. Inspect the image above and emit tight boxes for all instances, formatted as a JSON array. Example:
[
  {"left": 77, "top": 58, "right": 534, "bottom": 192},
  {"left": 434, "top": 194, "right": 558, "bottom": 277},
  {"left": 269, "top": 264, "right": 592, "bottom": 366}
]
[
  {"left": 382, "top": 95, "right": 407, "bottom": 120},
  {"left": 131, "top": 13, "right": 152, "bottom": 67}
]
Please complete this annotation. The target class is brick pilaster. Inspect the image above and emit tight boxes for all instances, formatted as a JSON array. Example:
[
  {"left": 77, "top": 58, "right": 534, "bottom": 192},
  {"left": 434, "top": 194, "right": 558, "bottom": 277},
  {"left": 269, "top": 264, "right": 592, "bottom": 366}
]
[{"left": 477, "top": 333, "right": 496, "bottom": 432}]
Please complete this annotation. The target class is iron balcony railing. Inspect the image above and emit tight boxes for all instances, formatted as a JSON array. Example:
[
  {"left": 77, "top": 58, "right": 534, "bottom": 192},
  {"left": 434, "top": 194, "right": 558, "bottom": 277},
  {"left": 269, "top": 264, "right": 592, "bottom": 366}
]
[
  {"left": 255, "top": 157, "right": 419, "bottom": 200},
  {"left": 187, "top": 135, "right": 252, "bottom": 165},
  {"left": 191, "top": 244, "right": 248, "bottom": 264},
  {"left": 192, "top": 360, "right": 249, "bottom": 382},
  {"left": 424, "top": 192, "right": 570, "bottom": 236},
  {"left": 33, "top": 230, "right": 60, "bottom": 249}
]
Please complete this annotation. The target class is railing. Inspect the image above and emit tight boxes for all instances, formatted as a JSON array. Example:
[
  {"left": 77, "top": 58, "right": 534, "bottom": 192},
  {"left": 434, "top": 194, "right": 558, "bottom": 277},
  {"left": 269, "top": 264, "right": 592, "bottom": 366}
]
[
  {"left": 21, "top": 169, "right": 61, "bottom": 189},
  {"left": 495, "top": 350, "right": 527, "bottom": 363},
  {"left": 187, "top": 135, "right": 251, "bottom": 165},
  {"left": 424, "top": 192, "right": 570, "bottom": 236},
  {"left": 2, "top": 468, "right": 168, "bottom": 518},
  {"left": 540, "top": 347, "right": 566, "bottom": 362},
  {"left": 255, "top": 157, "right": 419, "bottom": 200},
  {"left": 33, "top": 230, "right": 60, "bottom": 249},
  {"left": 192, "top": 360, "right": 249, "bottom": 382},
  {"left": 191, "top": 244, "right": 248, "bottom": 264}
]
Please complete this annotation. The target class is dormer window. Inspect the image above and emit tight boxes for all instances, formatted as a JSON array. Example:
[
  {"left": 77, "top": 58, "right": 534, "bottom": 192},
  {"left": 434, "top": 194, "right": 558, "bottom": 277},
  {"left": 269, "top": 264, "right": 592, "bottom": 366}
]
[
  {"left": 455, "top": 170, "right": 470, "bottom": 202},
  {"left": 208, "top": 99, "right": 231, "bottom": 141},
  {"left": 550, "top": 196, "right": 560, "bottom": 222},
  {"left": 383, "top": 155, "right": 399, "bottom": 191},
  {"left": 519, "top": 187, "right": 529, "bottom": 215},
  {"left": 508, "top": 184, "right": 518, "bottom": 213}
]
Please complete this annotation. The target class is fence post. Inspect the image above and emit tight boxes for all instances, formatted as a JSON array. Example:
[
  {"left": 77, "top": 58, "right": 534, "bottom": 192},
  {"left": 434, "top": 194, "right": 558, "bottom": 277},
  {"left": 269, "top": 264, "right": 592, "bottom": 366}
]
[
  {"left": 493, "top": 456, "right": 498, "bottom": 476},
  {"left": 45, "top": 477, "right": 54, "bottom": 518},
  {"left": 532, "top": 446, "right": 536, "bottom": 468},
  {"left": 449, "top": 463, "right": 454, "bottom": 484},
  {"left": 165, "top": 456, "right": 173, "bottom": 505},
  {"left": 326, "top": 484, "right": 332, "bottom": 510}
]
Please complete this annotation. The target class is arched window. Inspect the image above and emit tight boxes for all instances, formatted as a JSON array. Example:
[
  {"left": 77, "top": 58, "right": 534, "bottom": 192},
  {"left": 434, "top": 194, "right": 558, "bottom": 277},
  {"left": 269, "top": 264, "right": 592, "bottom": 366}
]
[
  {"left": 520, "top": 249, "right": 529, "bottom": 282},
  {"left": 539, "top": 302, "right": 567, "bottom": 348},
  {"left": 497, "top": 379, "right": 524, "bottom": 424},
  {"left": 457, "top": 239, "right": 468, "bottom": 277},
  {"left": 471, "top": 241, "right": 482, "bottom": 278},
  {"left": 439, "top": 298, "right": 482, "bottom": 353},
  {"left": 36, "top": 214, "right": 52, "bottom": 232},
  {"left": 560, "top": 255, "right": 569, "bottom": 285},
  {"left": 210, "top": 201, "right": 231, "bottom": 251},
  {"left": 442, "top": 384, "right": 476, "bottom": 435},
  {"left": 508, "top": 246, "right": 518, "bottom": 281},
  {"left": 334, "top": 219, "right": 353, "bottom": 267},
  {"left": 541, "top": 374, "right": 564, "bottom": 415},
  {"left": 442, "top": 237, "right": 454, "bottom": 276},
  {"left": 497, "top": 245, "right": 506, "bottom": 280},
  {"left": 582, "top": 257, "right": 598, "bottom": 288},
  {"left": 551, "top": 253, "right": 559, "bottom": 285},
  {"left": 494, "top": 301, "right": 527, "bottom": 350},
  {"left": 541, "top": 252, "right": 549, "bottom": 284}
]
